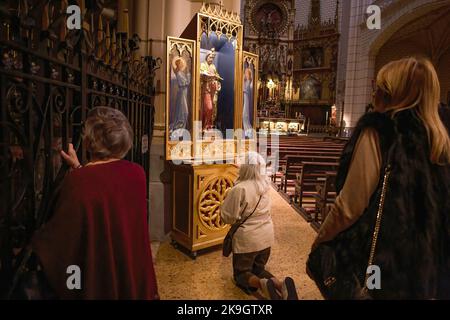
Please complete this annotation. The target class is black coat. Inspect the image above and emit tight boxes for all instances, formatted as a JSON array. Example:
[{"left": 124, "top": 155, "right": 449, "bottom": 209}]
[
  {"left": 333, "top": 109, "right": 450, "bottom": 299},
  {"left": 439, "top": 103, "right": 450, "bottom": 134}
]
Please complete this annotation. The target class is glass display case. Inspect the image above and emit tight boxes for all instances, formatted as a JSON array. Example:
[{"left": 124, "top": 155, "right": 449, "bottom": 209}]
[{"left": 258, "top": 117, "right": 306, "bottom": 135}]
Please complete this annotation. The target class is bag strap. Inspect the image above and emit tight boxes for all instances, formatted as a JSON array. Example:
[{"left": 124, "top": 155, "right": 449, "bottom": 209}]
[
  {"left": 362, "top": 145, "right": 394, "bottom": 293},
  {"left": 233, "top": 195, "right": 263, "bottom": 230},
  {"left": 240, "top": 195, "right": 263, "bottom": 225}
]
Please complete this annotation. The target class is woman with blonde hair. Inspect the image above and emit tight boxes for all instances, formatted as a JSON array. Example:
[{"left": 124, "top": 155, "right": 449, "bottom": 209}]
[
  {"left": 308, "top": 57, "right": 450, "bottom": 299},
  {"left": 221, "top": 152, "right": 298, "bottom": 300}
]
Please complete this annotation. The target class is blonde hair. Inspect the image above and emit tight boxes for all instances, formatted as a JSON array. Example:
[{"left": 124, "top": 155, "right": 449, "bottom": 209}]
[
  {"left": 236, "top": 152, "right": 269, "bottom": 195},
  {"left": 172, "top": 57, "right": 186, "bottom": 72},
  {"left": 376, "top": 57, "right": 450, "bottom": 164},
  {"left": 244, "top": 67, "right": 253, "bottom": 81},
  {"left": 83, "top": 106, "right": 133, "bottom": 160}
]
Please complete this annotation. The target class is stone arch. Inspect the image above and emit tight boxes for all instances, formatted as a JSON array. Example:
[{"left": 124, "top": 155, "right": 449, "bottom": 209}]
[
  {"left": 367, "top": 0, "right": 450, "bottom": 103},
  {"left": 342, "top": 0, "right": 450, "bottom": 129},
  {"left": 368, "top": 0, "right": 450, "bottom": 58}
]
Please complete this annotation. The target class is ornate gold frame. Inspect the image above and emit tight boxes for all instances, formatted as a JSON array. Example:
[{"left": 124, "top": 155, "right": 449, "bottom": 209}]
[
  {"left": 165, "top": 5, "right": 259, "bottom": 162},
  {"left": 242, "top": 51, "right": 259, "bottom": 133},
  {"left": 193, "top": 11, "right": 244, "bottom": 161},
  {"left": 165, "top": 37, "right": 196, "bottom": 160},
  {"left": 166, "top": 4, "right": 260, "bottom": 257}
]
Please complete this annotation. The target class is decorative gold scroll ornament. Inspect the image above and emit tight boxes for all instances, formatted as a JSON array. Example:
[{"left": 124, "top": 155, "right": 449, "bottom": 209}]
[{"left": 198, "top": 176, "right": 234, "bottom": 230}]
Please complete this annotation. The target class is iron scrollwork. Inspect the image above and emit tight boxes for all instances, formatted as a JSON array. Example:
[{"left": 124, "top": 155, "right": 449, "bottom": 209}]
[{"left": 0, "top": 0, "right": 158, "bottom": 297}]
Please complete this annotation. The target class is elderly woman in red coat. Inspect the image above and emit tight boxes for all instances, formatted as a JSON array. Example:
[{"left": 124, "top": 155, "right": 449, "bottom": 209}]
[{"left": 32, "top": 107, "right": 159, "bottom": 299}]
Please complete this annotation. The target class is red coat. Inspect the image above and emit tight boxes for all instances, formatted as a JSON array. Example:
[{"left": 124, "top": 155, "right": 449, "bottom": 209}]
[{"left": 32, "top": 160, "right": 159, "bottom": 299}]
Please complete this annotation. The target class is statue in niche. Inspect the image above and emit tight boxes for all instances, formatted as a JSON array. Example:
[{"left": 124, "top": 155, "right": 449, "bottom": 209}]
[
  {"left": 287, "top": 57, "right": 293, "bottom": 74},
  {"left": 243, "top": 66, "right": 254, "bottom": 137},
  {"left": 301, "top": 75, "right": 321, "bottom": 100},
  {"left": 302, "top": 48, "right": 323, "bottom": 69},
  {"left": 279, "top": 46, "right": 287, "bottom": 73},
  {"left": 200, "top": 48, "right": 223, "bottom": 131}
]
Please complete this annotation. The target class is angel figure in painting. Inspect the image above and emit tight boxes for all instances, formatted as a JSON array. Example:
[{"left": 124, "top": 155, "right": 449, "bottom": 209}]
[
  {"left": 200, "top": 48, "right": 223, "bottom": 131},
  {"left": 243, "top": 66, "right": 254, "bottom": 138},
  {"left": 170, "top": 57, "right": 191, "bottom": 139}
]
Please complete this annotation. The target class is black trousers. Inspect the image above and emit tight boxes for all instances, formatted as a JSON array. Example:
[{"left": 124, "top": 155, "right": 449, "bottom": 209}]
[{"left": 232, "top": 247, "right": 274, "bottom": 291}]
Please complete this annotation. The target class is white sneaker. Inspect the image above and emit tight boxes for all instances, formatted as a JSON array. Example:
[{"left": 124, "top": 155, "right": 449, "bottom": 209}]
[{"left": 259, "top": 278, "right": 281, "bottom": 300}]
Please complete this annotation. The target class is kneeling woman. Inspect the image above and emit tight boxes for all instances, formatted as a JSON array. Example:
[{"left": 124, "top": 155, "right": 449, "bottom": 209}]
[
  {"left": 221, "top": 152, "right": 297, "bottom": 300},
  {"left": 32, "top": 107, "right": 159, "bottom": 299}
]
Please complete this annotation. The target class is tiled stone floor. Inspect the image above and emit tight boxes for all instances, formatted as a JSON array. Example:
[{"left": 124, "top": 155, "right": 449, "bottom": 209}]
[{"left": 153, "top": 187, "right": 323, "bottom": 300}]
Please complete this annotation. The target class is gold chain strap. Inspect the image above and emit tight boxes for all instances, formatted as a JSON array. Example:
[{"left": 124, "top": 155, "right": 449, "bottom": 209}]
[{"left": 362, "top": 164, "right": 391, "bottom": 293}]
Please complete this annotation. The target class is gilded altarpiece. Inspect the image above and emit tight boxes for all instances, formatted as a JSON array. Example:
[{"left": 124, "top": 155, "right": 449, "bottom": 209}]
[{"left": 166, "top": 4, "right": 258, "bottom": 257}]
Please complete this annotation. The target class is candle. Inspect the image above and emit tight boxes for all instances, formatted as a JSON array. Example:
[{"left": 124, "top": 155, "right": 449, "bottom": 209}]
[
  {"left": 112, "top": 28, "right": 117, "bottom": 65},
  {"left": 105, "top": 21, "right": 111, "bottom": 64},
  {"left": 42, "top": 2, "right": 49, "bottom": 30},
  {"left": 79, "top": 0, "right": 85, "bottom": 14},
  {"left": 97, "top": 16, "right": 104, "bottom": 59},
  {"left": 123, "top": 9, "right": 129, "bottom": 35}
]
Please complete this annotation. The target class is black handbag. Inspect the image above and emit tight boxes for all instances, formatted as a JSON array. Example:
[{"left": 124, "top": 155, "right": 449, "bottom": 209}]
[
  {"left": 307, "top": 162, "right": 392, "bottom": 300},
  {"left": 222, "top": 195, "right": 262, "bottom": 257}
]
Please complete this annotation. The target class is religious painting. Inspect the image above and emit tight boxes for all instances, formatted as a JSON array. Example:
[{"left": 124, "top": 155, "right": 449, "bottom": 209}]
[
  {"left": 200, "top": 31, "right": 237, "bottom": 134},
  {"left": 250, "top": 2, "right": 289, "bottom": 36},
  {"left": 242, "top": 52, "right": 258, "bottom": 139},
  {"left": 256, "top": 3, "right": 282, "bottom": 32},
  {"left": 200, "top": 48, "right": 223, "bottom": 131},
  {"left": 302, "top": 47, "right": 324, "bottom": 69},
  {"left": 167, "top": 38, "right": 195, "bottom": 141},
  {"left": 300, "top": 75, "right": 322, "bottom": 100}
]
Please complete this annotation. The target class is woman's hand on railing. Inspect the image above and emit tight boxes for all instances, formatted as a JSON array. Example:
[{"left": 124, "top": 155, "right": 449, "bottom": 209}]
[{"left": 61, "top": 143, "right": 81, "bottom": 169}]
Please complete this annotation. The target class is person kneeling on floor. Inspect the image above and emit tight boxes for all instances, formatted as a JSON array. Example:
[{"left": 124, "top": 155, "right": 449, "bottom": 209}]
[{"left": 221, "top": 151, "right": 298, "bottom": 300}]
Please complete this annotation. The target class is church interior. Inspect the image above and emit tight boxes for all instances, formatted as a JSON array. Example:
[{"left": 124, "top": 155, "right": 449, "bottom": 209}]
[{"left": 1, "top": 0, "right": 450, "bottom": 301}]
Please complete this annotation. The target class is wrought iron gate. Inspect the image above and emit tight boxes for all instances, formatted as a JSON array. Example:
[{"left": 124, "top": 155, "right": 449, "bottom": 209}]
[{"left": 0, "top": 0, "right": 160, "bottom": 296}]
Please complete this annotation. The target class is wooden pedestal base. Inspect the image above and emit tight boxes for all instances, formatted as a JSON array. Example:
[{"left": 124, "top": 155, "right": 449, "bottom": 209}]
[{"left": 170, "top": 163, "right": 238, "bottom": 257}]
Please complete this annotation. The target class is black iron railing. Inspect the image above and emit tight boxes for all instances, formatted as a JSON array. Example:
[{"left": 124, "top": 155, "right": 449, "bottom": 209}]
[{"left": 0, "top": 0, "right": 160, "bottom": 296}]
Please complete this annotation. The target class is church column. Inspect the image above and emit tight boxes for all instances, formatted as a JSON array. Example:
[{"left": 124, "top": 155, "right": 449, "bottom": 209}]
[
  {"left": 165, "top": 0, "right": 193, "bottom": 38},
  {"left": 226, "top": 0, "right": 242, "bottom": 13},
  {"left": 342, "top": 0, "right": 369, "bottom": 133},
  {"left": 117, "top": 0, "right": 129, "bottom": 33},
  {"left": 132, "top": 0, "right": 149, "bottom": 57},
  {"left": 336, "top": 0, "right": 350, "bottom": 131},
  {"left": 149, "top": 0, "right": 194, "bottom": 241},
  {"left": 145, "top": 0, "right": 168, "bottom": 242}
]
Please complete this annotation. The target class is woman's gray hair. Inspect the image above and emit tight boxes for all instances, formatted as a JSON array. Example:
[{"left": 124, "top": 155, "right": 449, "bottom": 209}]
[
  {"left": 236, "top": 151, "right": 270, "bottom": 195},
  {"left": 83, "top": 106, "right": 133, "bottom": 160}
]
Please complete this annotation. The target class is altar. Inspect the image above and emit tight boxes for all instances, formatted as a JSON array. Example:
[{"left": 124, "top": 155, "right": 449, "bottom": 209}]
[{"left": 165, "top": 3, "right": 259, "bottom": 258}]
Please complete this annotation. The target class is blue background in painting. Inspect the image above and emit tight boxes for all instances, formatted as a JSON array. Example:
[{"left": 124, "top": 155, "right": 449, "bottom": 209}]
[
  {"left": 200, "top": 33, "right": 236, "bottom": 134},
  {"left": 169, "top": 61, "right": 192, "bottom": 136},
  {"left": 244, "top": 61, "right": 255, "bottom": 128}
]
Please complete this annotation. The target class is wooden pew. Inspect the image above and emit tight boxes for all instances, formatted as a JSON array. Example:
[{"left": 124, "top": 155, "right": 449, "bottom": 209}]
[
  {"left": 311, "top": 171, "right": 337, "bottom": 231},
  {"left": 292, "top": 162, "right": 339, "bottom": 221},
  {"left": 270, "top": 150, "right": 342, "bottom": 184},
  {"left": 280, "top": 155, "right": 340, "bottom": 193}
]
